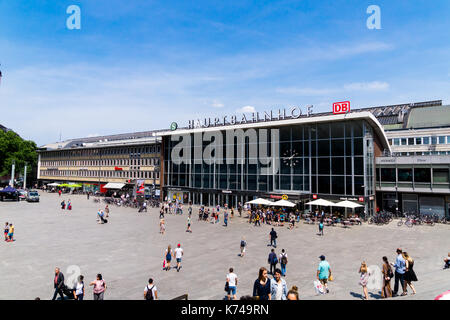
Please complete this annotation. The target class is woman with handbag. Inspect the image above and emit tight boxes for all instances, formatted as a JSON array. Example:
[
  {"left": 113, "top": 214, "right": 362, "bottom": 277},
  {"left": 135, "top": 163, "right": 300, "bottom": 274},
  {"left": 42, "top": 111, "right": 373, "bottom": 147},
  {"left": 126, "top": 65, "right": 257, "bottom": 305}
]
[
  {"left": 403, "top": 252, "right": 417, "bottom": 295},
  {"left": 381, "top": 256, "right": 393, "bottom": 298},
  {"left": 358, "top": 261, "right": 370, "bottom": 300}
]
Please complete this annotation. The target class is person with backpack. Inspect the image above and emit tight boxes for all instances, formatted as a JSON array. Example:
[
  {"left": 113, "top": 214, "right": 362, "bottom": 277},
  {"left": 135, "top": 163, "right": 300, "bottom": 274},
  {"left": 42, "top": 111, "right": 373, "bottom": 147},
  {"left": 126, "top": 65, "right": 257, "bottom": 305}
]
[
  {"left": 279, "top": 249, "right": 288, "bottom": 276},
  {"left": 268, "top": 249, "right": 278, "bottom": 275},
  {"left": 240, "top": 237, "right": 247, "bottom": 257},
  {"left": 144, "top": 278, "right": 158, "bottom": 300},
  {"left": 61, "top": 200, "right": 65, "bottom": 210}
]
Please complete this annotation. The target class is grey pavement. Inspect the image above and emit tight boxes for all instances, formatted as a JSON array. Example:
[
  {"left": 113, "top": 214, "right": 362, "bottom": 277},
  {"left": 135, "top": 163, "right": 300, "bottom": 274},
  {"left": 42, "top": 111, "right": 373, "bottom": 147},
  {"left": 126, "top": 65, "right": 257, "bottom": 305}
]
[{"left": 0, "top": 192, "right": 449, "bottom": 300}]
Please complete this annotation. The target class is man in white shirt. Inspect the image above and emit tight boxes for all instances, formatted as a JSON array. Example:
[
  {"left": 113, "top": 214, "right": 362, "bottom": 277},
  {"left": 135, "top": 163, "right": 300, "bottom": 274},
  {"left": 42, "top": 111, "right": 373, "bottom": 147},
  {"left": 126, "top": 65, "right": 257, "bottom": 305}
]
[
  {"left": 174, "top": 243, "right": 184, "bottom": 272},
  {"left": 226, "top": 268, "right": 238, "bottom": 300}
]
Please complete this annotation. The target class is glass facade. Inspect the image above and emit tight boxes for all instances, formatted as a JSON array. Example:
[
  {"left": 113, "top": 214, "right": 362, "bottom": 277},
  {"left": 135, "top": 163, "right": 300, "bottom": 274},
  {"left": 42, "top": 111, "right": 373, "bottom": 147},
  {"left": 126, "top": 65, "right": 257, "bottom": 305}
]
[{"left": 163, "top": 120, "right": 376, "bottom": 210}]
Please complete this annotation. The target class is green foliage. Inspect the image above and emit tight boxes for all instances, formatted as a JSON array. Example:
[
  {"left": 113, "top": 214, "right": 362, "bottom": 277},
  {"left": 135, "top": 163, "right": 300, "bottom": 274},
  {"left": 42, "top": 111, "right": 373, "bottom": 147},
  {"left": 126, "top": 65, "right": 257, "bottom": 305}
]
[{"left": 0, "top": 130, "right": 37, "bottom": 179}]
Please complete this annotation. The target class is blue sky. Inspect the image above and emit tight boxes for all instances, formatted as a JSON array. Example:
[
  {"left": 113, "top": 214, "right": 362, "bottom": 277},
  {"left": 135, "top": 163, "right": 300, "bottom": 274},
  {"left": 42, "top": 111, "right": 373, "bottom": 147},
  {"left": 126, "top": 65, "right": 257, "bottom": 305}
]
[{"left": 0, "top": 0, "right": 449, "bottom": 145}]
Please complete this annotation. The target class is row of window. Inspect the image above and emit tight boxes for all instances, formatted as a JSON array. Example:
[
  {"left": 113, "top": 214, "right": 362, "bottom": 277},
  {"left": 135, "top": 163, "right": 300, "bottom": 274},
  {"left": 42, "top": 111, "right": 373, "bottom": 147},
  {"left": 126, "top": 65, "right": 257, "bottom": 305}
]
[
  {"left": 42, "top": 158, "right": 160, "bottom": 167},
  {"left": 40, "top": 145, "right": 161, "bottom": 159},
  {"left": 393, "top": 151, "right": 450, "bottom": 156},
  {"left": 41, "top": 170, "right": 160, "bottom": 179},
  {"left": 389, "top": 136, "right": 450, "bottom": 146},
  {"left": 377, "top": 167, "right": 449, "bottom": 183}
]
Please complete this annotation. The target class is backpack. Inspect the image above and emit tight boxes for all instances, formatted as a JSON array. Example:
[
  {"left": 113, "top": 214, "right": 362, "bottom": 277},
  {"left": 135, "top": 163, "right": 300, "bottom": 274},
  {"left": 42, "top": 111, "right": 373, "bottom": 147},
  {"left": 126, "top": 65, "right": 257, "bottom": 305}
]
[
  {"left": 280, "top": 253, "right": 288, "bottom": 265},
  {"left": 145, "top": 285, "right": 154, "bottom": 300},
  {"left": 240, "top": 240, "right": 246, "bottom": 247}
]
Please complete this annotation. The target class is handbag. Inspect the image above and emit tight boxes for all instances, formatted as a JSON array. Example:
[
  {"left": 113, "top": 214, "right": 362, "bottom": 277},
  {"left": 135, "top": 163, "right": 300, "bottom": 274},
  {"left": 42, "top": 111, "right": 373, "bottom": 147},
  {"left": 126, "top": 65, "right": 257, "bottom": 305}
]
[
  {"left": 224, "top": 281, "right": 230, "bottom": 292},
  {"left": 314, "top": 280, "right": 324, "bottom": 294},
  {"left": 328, "top": 274, "right": 333, "bottom": 281}
]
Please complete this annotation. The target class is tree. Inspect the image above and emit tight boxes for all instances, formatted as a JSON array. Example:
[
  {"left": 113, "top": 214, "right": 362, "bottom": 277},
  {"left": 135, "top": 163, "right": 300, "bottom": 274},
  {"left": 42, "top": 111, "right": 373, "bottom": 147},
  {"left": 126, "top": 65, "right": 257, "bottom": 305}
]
[{"left": 0, "top": 130, "right": 38, "bottom": 186}]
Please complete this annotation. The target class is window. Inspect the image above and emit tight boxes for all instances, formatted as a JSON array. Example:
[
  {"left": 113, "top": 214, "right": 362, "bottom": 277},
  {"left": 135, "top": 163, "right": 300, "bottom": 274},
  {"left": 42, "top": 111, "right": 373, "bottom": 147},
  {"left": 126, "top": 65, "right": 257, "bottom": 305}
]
[
  {"left": 438, "top": 136, "right": 445, "bottom": 144},
  {"left": 398, "top": 168, "right": 412, "bottom": 182},
  {"left": 408, "top": 138, "right": 414, "bottom": 145},
  {"left": 394, "top": 138, "right": 400, "bottom": 146},
  {"left": 381, "top": 168, "right": 396, "bottom": 182},
  {"left": 414, "top": 168, "right": 431, "bottom": 183},
  {"left": 431, "top": 136, "right": 437, "bottom": 145},
  {"left": 415, "top": 137, "right": 422, "bottom": 145},
  {"left": 433, "top": 169, "right": 449, "bottom": 183},
  {"left": 423, "top": 137, "right": 430, "bottom": 144},
  {"left": 401, "top": 138, "right": 407, "bottom": 146}
]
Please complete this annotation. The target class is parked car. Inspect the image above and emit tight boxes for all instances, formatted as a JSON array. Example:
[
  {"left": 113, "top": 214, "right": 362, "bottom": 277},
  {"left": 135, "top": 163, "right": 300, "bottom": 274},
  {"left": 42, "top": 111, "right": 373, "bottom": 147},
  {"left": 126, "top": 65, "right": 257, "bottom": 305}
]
[
  {"left": 18, "top": 190, "right": 28, "bottom": 201},
  {"left": 26, "top": 191, "right": 40, "bottom": 202}
]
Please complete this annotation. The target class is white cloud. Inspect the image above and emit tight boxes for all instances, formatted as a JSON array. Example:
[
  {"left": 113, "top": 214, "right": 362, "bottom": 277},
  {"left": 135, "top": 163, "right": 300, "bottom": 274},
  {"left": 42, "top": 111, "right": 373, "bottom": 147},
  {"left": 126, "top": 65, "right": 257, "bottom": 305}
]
[
  {"left": 276, "top": 87, "right": 338, "bottom": 96},
  {"left": 344, "top": 81, "right": 389, "bottom": 91},
  {"left": 211, "top": 100, "right": 224, "bottom": 108},
  {"left": 236, "top": 105, "right": 256, "bottom": 113}
]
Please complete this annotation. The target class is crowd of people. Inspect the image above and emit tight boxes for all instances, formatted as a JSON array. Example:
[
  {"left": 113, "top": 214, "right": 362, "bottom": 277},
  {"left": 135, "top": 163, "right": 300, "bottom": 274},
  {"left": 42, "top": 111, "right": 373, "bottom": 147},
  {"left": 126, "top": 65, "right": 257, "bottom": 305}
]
[{"left": 6, "top": 192, "right": 447, "bottom": 301}]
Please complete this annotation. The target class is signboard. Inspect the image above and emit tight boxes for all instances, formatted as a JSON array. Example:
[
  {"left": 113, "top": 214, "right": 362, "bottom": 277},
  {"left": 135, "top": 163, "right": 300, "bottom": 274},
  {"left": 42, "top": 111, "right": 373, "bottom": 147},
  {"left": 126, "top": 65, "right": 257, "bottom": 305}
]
[
  {"left": 114, "top": 166, "right": 123, "bottom": 171},
  {"left": 222, "top": 190, "right": 232, "bottom": 194},
  {"left": 136, "top": 180, "right": 145, "bottom": 194},
  {"left": 170, "top": 122, "right": 178, "bottom": 131},
  {"left": 358, "top": 197, "right": 364, "bottom": 202},
  {"left": 281, "top": 194, "right": 288, "bottom": 200},
  {"left": 312, "top": 194, "right": 318, "bottom": 199},
  {"left": 333, "top": 101, "right": 350, "bottom": 114},
  {"left": 270, "top": 195, "right": 283, "bottom": 199}
]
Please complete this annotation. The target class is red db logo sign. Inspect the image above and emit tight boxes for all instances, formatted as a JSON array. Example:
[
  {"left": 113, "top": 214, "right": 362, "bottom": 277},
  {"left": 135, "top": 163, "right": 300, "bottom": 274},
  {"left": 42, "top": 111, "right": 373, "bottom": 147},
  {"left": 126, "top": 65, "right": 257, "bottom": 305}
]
[{"left": 333, "top": 101, "right": 350, "bottom": 114}]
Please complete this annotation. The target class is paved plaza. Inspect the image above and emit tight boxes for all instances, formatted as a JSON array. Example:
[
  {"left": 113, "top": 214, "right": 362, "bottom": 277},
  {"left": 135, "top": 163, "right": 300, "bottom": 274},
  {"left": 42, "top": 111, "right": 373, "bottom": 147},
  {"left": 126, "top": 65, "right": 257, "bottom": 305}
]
[{"left": 0, "top": 192, "right": 449, "bottom": 300}]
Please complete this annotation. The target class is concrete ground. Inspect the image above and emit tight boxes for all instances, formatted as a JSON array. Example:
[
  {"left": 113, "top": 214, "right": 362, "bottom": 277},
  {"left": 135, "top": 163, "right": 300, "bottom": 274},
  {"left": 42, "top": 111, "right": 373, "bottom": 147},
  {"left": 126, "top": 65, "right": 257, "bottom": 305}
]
[{"left": 0, "top": 192, "right": 449, "bottom": 300}]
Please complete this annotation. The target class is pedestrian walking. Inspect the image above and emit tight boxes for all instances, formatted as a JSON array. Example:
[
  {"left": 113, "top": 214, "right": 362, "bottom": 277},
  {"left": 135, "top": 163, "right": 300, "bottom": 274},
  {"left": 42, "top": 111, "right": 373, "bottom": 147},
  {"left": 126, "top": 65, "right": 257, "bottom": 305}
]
[
  {"left": 268, "top": 249, "right": 278, "bottom": 275},
  {"left": 252, "top": 267, "right": 271, "bottom": 300},
  {"left": 105, "top": 205, "right": 110, "bottom": 218},
  {"left": 318, "top": 219, "right": 324, "bottom": 236},
  {"left": 254, "top": 212, "right": 261, "bottom": 226},
  {"left": 317, "top": 255, "right": 332, "bottom": 294},
  {"left": 269, "top": 228, "right": 277, "bottom": 248},
  {"left": 444, "top": 253, "right": 450, "bottom": 269},
  {"left": 238, "top": 202, "right": 242, "bottom": 217},
  {"left": 391, "top": 248, "right": 407, "bottom": 296},
  {"left": 67, "top": 199, "right": 72, "bottom": 211},
  {"left": 188, "top": 204, "right": 192, "bottom": 218},
  {"left": 359, "top": 261, "right": 370, "bottom": 300},
  {"left": 279, "top": 249, "right": 288, "bottom": 276},
  {"left": 7, "top": 223, "right": 14, "bottom": 242},
  {"left": 271, "top": 268, "right": 288, "bottom": 300},
  {"left": 240, "top": 237, "right": 247, "bottom": 257},
  {"left": 144, "top": 278, "right": 158, "bottom": 300},
  {"left": 61, "top": 200, "right": 65, "bottom": 210},
  {"left": 226, "top": 268, "right": 238, "bottom": 300},
  {"left": 73, "top": 275, "right": 85, "bottom": 300},
  {"left": 381, "top": 256, "right": 393, "bottom": 298},
  {"left": 164, "top": 245, "right": 173, "bottom": 271},
  {"left": 4, "top": 222, "right": 9, "bottom": 241},
  {"left": 186, "top": 216, "right": 192, "bottom": 233},
  {"left": 90, "top": 274, "right": 106, "bottom": 300},
  {"left": 174, "top": 243, "right": 184, "bottom": 272},
  {"left": 403, "top": 252, "right": 417, "bottom": 295},
  {"left": 287, "top": 286, "right": 299, "bottom": 300},
  {"left": 52, "top": 267, "right": 65, "bottom": 300},
  {"left": 224, "top": 210, "right": 229, "bottom": 227},
  {"left": 160, "top": 218, "right": 165, "bottom": 234},
  {"left": 87, "top": 192, "right": 90, "bottom": 200}
]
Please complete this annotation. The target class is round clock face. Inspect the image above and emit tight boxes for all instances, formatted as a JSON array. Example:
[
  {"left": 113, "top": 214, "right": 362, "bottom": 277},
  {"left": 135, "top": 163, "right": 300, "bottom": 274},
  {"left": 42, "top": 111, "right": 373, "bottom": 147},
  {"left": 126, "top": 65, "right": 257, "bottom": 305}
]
[{"left": 282, "top": 149, "right": 299, "bottom": 167}]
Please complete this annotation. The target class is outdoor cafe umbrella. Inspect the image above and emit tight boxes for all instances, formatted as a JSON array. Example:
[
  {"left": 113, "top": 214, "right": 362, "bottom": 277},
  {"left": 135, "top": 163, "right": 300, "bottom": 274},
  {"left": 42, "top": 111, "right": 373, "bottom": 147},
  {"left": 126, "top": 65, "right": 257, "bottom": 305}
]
[
  {"left": 334, "top": 200, "right": 364, "bottom": 218},
  {"left": 305, "top": 199, "right": 335, "bottom": 206},
  {"left": 272, "top": 199, "right": 296, "bottom": 207},
  {"left": 246, "top": 198, "right": 273, "bottom": 206},
  {"left": 47, "top": 182, "right": 60, "bottom": 187},
  {"left": 305, "top": 198, "right": 336, "bottom": 216}
]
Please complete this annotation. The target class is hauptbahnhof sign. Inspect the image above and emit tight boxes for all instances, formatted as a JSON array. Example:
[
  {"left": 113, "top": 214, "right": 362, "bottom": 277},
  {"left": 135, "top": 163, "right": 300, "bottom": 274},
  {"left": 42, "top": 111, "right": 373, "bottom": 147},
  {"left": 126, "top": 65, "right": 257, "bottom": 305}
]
[{"left": 187, "top": 105, "right": 314, "bottom": 129}]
